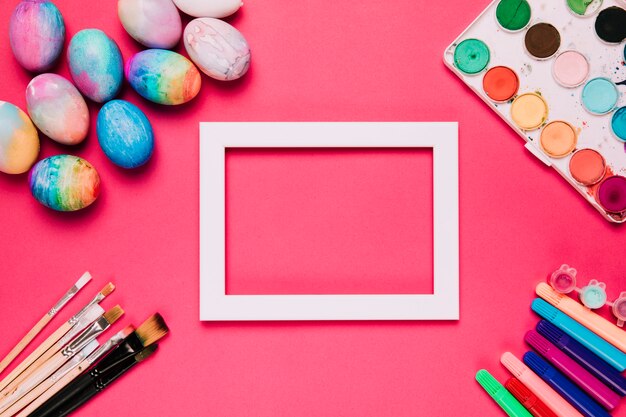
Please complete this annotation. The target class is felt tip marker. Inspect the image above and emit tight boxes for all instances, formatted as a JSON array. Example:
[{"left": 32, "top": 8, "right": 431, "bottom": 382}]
[
  {"left": 536, "top": 320, "right": 626, "bottom": 397},
  {"left": 531, "top": 299, "right": 626, "bottom": 371},
  {"left": 500, "top": 352, "right": 583, "bottom": 417},
  {"left": 536, "top": 283, "right": 626, "bottom": 353},
  {"left": 476, "top": 370, "right": 533, "bottom": 417},
  {"left": 505, "top": 377, "right": 557, "bottom": 417},
  {"left": 523, "top": 352, "right": 610, "bottom": 417},
  {"left": 525, "top": 330, "right": 620, "bottom": 409}
]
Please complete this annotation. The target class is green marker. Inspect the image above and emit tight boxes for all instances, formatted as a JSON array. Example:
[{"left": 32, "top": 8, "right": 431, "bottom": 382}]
[{"left": 476, "top": 370, "right": 532, "bottom": 417}]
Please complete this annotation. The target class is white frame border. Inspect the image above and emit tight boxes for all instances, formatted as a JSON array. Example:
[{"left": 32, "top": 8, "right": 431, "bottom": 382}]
[{"left": 200, "top": 122, "right": 458, "bottom": 321}]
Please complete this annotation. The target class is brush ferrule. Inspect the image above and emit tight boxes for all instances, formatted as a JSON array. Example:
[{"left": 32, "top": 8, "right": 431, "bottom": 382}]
[
  {"left": 92, "top": 350, "right": 138, "bottom": 376},
  {"left": 48, "top": 285, "right": 80, "bottom": 316},
  {"left": 52, "top": 341, "right": 98, "bottom": 382},
  {"left": 69, "top": 294, "right": 105, "bottom": 325},
  {"left": 59, "top": 304, "right": 104, "bottom": 346},
  {"left": 85, "top": 333, "right": 125, "bottom": 365},
  {"left": 62, "top": 317, "right": 108, "bottom": 357}
]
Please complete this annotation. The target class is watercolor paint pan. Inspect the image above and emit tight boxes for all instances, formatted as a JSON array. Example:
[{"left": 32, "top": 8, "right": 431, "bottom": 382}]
[{"left": 444, "top": 0, "right": 626, "bottom": 223}]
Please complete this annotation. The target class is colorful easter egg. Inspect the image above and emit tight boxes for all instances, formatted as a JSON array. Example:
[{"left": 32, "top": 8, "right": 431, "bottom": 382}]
[
  {"left": 184, "top": 18, "right": 250, "bottom": 81},
  {"left": 97, "top": 100, "right": 154, "bottom": 168},
  {"left": 126, "top": 49, "right": 201, "bottom": 105},
  {"left": 9, "top": 0, "right": 65, "bottom": 73},
  {"left": 0, "top": 101, "right": 40, "bottom": 175},
  {"left": 171, "top": 0, "right": 241, "bottom": 18},
  {"left": 26, "top": 74, "right": 89, "bottom": 145},
  {"left": 118, "top": 0, "right": 182, "bottom": 49},
  {"left": 68, "top": 29, "right": 124, "bottom": 103},
  {"left": 29, "top": 155, "right": 100, "bottom": 211}
]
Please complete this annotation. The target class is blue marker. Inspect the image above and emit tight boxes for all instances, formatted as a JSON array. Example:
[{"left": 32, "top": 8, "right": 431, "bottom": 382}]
[
  {"left": 531, "top": 299, "right": 626, "bottom": 371},
  {"left": 523, "top": 352, "right": 610, "bottom": 417}
]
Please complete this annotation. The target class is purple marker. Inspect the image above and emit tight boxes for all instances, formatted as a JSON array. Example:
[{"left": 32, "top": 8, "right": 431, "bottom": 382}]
[
  {"left": 525, "top": 330, "right": 620, "bottom": 410},
  {"left": 536, "top": 321, "right": 626, "bottom": 397}
]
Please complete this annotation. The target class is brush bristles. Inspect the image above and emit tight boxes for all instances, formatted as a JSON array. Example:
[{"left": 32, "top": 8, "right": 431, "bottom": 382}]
[
  {"left": 475, "top": 370, "right": 502, "bottom": 396},
  {"left": 103, "top": 305, "right": 124, "bottom": 325},
  {"left": 536, "top": 283, "right": 562, "bottom": 305},
  {"left": 136, "top": 313, "right": 169, "bottom": 347},
  {"left": 75, "top": 272, "right": 92, "bottom": 289},
  {"left": 121, "top": 325, "right": 135, "bottom": 338},
  {"left": 100, "top": 282, "right": 115, "bottom": 298},
  {"left": 501, "top": 352, "right": 526, "bottom": 378},
  {"left": 135, "top": 345, "right": 158, "bottom": 362}
]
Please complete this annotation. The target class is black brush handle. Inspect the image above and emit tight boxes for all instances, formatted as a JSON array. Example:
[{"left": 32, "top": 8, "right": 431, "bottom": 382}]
[
  {"left": 27, "top": 335, "right": 144, "bottom": 417},
  {"left": 50, "top": 360, "right": 139, "bottom": 417},
  {"left": 94, "top": 333, "right": 143, "bottom": 369},
  {"left": 45, "top": 351, "right": 140, "bottom": 414}
]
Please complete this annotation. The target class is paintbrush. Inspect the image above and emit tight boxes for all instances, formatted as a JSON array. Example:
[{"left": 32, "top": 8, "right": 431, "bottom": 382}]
[
  {"left": 0, "top": 303, "right": 104, "bottom": 400},
  {"left": 41, "top": 345, "right": 158, "bottom": 417},
  {"left": 0, "top": 340, "right": 99, "bottom": 417},
  {"left": 12, "top": 326, "right": 134, "bottom": 417},
  {"left": 25, "top": 314, "right": 168, "bottom": 417},
  {"left": 0, "top": 306, "right": 123, "bottom": 413},
  {"left": 0, "top": 272, "right": 92, "bottom": 376},
  {"left": 0, "top": 282, "right": 114, "bottom": 394}
]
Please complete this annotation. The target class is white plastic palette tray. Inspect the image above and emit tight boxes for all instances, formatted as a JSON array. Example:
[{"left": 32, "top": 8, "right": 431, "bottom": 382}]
[{"left": 444, "top": 0, "right": 626, "bottom": 223}]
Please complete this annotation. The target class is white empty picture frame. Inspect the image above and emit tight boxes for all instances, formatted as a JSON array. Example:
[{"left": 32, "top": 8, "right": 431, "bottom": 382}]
[{"left": 200, "top": 122, "right": 458, "bottom": 321}]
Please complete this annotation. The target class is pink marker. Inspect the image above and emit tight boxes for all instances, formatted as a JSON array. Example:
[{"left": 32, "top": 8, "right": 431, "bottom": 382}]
[
  {"left": 525, "top": 330, "right": 620, "bottom": 410},
  {"left": 501, "top": 352, "right": 583, "bottom": 417}
]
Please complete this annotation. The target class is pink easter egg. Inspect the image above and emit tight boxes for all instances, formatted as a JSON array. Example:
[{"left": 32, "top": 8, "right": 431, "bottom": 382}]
[
  {"left": 26, "top": 74, "right": 90, "bottom": 145},
  {"left": 9, "top": 0, "right": 65, "bottom": 73}
]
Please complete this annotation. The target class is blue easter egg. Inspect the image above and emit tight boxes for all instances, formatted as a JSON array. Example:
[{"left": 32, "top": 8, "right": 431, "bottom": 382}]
[
  {"left": 96, "top": 100, "right": 154, "bottom": 168},
  {"left": 67, "top": 29, "right": 123, "bottom": 103}
]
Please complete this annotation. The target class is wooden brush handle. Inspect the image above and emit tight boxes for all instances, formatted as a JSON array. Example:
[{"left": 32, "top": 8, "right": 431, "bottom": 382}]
[
  {"left": 0, "top": 339, "right": 59, "bottom": 401},
  {"left": 0, "top": 351, "right": 68, "bottom": 414},
  {"left": 0, "top": 374, "right": 56, "bottom": 417},
  {"left": 14, "top": 363, "right": 87, "bottom": 417},
  {"left": 0, "top": 322, "right": 71, "bottom": 393},
  {"left": 0, "top": 313, "right": 51, "bottom": 375}
]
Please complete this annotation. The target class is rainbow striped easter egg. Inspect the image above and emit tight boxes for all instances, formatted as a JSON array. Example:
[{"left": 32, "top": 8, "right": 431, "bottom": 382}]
[
  {"left": 126, "top": 49, "right": 201, "bottom": 105},
  {"left": 9, "top": 0, "right": 65, "bottom": 73},
  {"left": 29, "top": 155, "right": 100, "bottom": 211}
]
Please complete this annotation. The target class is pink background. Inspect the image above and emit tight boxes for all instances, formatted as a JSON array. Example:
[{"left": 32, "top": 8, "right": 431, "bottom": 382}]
[
  {"left": 226, "top": 148, "right": 434, "bottom": 295},
  {"left": 0, "top": 0, "right": 625, "bottom": 416}
]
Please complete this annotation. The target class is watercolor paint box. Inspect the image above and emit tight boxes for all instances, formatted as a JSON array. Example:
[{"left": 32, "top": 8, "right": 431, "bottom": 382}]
[{"left": 444, "top": 0, "right": 626, "bottom": 223}]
